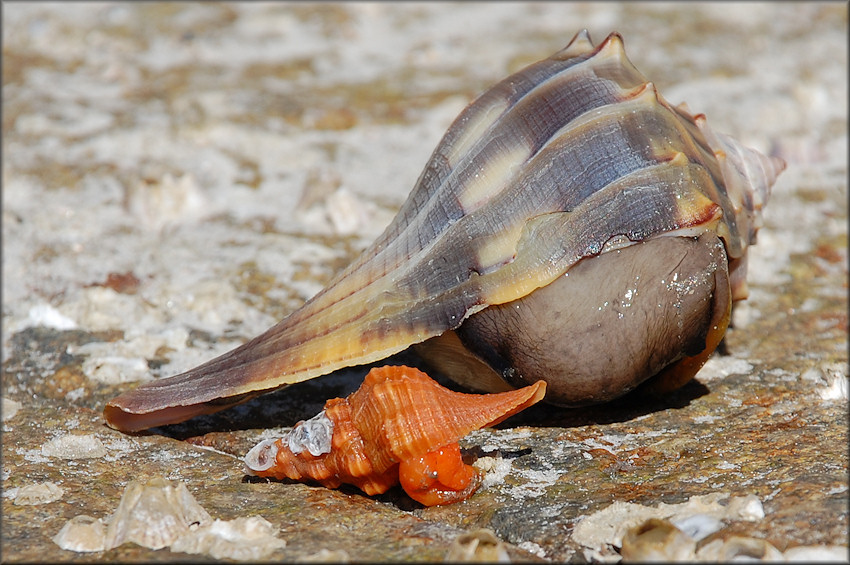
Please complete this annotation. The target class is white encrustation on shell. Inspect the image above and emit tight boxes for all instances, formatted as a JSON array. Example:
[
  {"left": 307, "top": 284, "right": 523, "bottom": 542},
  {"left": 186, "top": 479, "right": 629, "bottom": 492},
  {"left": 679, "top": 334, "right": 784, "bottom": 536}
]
[
  {"left": 287, "top": 411, "right": 334, "bottom": 456},
  {"left": 244, "top": 411, "right": 334, "bottom": 474}
]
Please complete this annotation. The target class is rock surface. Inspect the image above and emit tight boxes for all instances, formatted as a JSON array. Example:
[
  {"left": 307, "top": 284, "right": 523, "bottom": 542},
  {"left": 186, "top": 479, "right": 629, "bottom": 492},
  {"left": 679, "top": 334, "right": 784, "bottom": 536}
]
[{"left": 2, "top": 3, "right": 847, "bottom": 562}]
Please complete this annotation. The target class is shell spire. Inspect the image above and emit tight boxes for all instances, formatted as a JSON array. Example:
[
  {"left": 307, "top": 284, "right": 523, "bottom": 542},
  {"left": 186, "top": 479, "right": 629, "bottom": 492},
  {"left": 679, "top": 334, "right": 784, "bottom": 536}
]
[
  {"left": 244, "top": 366, "right": 546, "bottom": 506},
  {"left": 692, "top": 114, "right": 785, "bottom": 238},
  {"left": 687, "top": 111, "right": 786, "bottom": 300}
]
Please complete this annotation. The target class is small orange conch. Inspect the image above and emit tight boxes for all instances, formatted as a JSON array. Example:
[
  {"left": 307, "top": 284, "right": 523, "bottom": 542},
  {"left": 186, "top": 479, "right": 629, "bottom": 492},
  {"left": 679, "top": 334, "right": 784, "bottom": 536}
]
[{"left": 244, "top": 365, "right": 546, "bottom": 506}]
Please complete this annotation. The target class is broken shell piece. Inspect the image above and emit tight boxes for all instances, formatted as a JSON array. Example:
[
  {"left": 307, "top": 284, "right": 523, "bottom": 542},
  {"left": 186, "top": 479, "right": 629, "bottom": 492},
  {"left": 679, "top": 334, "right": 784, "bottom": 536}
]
[
  {"left": 53, "top": 516, "right": 107, "bottom": 553},
  {"left": 670, "top": 513, "right": 724, "bottom": 542},
  {"left": 2, "top": 397, "right": 22, "bottom": 421},
  {"left": 170, "top": 516, "right": 286, "bottom": 561},
  {"left": 781, "top": 545, "right": 850, "bottom": 562},
  {"left": 571, "top": 492, "right": 770, "bottom": 556},
  {"left": 103, "top": 477, "right": 212, "bottom": 550},
  {"left": 300, "top": 548, "right": 352, "bottom": 562},
  {"left": 445, "top": 528, "right": 511, "bottom": 562},
  {"left": 12, "top": 481, "right": 65, "bottom": 505},
  {"left": 695, "top": 535, "right": 784, "bottom": 561},
  {"left": 245, "top": 365, "right": 546, "bottom": 506},
  {"left": 53, "top": 477, "right": 286, "bottom": 560},
  {"left": 723, "top": 493, "right": 765, "bottom": 521},
  {"left": 620, "top": 518, "right": 696, "bottom": 561}
]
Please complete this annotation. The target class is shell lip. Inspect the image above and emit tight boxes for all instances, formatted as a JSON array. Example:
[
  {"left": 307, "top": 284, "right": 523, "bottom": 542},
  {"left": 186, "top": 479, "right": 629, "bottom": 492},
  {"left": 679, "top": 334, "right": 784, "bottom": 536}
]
[{"left": 103, "top": 391, "right": 260, "bottom": 432}]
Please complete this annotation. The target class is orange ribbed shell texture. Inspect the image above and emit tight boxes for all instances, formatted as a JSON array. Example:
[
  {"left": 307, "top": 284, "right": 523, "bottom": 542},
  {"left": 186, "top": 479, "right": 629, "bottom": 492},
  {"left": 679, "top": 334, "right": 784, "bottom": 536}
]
[{"left": 248, "top": 365, "right": 546, "bottom": 506}]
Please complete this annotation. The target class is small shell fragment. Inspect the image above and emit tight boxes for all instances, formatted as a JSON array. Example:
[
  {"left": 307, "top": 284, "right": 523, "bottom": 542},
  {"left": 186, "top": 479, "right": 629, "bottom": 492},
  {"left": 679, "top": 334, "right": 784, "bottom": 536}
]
[
  {"left": 571, "top": 492, "right": 769, "bottom": 553},
  {"left": 2, "top": 397, "right": 22, "bottom": 421},
  {"left": 170, "top": 516, "right": 286, "bottom": 561},
  {"left": 53, "top": 516, "right": 107, "bottom": 553},
  {"left": 41, "top": 434, "right": 107, "bottom": 460},
  {"left": 300, "top": 548, "right": 352, "bottom": 562},
  {"left": 103, "top": 477, "right": 212, "bottom": 550},
  {"left": 11, "top": 482, "right": 65, "bottom": 506},
  {"left": 620, "top": 518, "right": 696, "bottom": 562},
  {"left": 52, "top": 477, "right": 286, "bottom": 560},
  {"left": 695, "top": 536, "right": 784, "bottom": 562},
  {"left": 445, "top": 528, "right": 511, "bottom": 562}
]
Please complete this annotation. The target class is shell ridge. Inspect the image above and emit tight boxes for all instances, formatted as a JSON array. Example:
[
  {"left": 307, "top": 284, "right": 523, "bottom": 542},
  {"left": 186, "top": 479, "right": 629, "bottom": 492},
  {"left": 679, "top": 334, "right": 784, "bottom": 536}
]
[
  {"left": 668, "top": 115, "right": 752, "bottom": 258},
  {"left": 555, "top": 28, "right": 595, "bottom": 59},
  {"left": 351, "top": 367, "right": 546, "bottom": 462},
  {"left": 341, "top": 38, "right": 642, "bottom": 277},
  {"left": 387, "top": 82, "right": 711, "bottom": 297},
  {"left": 548, "top": 84, "right": 737, "bottom": 247},
  {"left": 349, "top": 62, "right": 591, "bottom": 265},
  {"left": 351, "top": 367, "right": 446, "bottom": 470},
  {"left": 347, "top": 52, "right": 593, "bottom": 270},
  {"left": 252, "top": 36, "right": 661, "bottom": 340},
  {"left": 342, "top": 158, "right": 722, "bottom": 329},
  {"left": 495, "top": 46, "right": 649, "bottom": 163},
  {"left": 471, "top": 159, "right": 724, "bottom": 307}
]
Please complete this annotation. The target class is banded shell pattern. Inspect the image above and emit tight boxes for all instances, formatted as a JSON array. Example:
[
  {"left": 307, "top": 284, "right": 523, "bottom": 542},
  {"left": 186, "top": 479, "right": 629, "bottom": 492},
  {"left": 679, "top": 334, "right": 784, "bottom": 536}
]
[{"left": 104, "top": 30, "right": 784, "bottom": 432}]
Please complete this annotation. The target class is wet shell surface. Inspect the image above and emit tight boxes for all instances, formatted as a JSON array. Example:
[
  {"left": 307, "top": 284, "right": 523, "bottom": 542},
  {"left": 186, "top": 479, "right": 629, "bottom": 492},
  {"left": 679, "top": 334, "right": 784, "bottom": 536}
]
[
  {"left": 244, "top": 365, "right": 546, "bottom": 506},
  {"left": 104, "top": 30, "right": 785, "bottom": 432}
]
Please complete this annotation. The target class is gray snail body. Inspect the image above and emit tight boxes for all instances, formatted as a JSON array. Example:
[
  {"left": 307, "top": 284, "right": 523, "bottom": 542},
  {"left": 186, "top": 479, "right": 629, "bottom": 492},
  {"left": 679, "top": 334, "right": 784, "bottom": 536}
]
[{"left": 105, "top": 30, "right": 784, "bottom": 432}]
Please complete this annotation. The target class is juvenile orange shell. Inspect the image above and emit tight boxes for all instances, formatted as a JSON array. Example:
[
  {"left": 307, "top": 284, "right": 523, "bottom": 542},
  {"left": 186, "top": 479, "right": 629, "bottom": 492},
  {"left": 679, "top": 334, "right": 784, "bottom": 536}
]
[{"left": 244, "top": 365, "right": 546, "bottom": 506}]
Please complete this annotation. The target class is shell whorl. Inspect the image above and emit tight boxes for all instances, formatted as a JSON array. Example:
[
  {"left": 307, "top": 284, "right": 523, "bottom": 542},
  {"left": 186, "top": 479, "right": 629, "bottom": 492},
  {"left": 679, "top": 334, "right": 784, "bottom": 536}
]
[{"left": 692, "top": 116, "right": 785, "bottom": 247}]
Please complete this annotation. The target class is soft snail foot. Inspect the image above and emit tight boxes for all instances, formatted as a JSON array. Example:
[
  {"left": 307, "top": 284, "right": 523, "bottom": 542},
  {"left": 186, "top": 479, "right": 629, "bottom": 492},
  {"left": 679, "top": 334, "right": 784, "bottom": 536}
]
[{"left": 399, "top": 442, "right": 483, "bottom": 506}]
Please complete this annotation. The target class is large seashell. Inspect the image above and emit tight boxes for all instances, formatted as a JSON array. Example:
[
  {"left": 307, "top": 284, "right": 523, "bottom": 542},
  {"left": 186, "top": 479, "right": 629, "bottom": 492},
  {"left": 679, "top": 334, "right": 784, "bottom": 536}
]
[
  {"left": 244, "top": 365, "right": 546, "bottom": 506},
  {"left": 104, "top": 30, "right": 785, "bottom": 431}
]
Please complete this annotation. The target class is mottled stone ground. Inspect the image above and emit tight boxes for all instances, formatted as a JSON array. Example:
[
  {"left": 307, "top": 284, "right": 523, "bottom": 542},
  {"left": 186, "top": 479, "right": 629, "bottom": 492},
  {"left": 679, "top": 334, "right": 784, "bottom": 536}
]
[{"left": 3, "top": 2, "right": 847, "bottom": 562}]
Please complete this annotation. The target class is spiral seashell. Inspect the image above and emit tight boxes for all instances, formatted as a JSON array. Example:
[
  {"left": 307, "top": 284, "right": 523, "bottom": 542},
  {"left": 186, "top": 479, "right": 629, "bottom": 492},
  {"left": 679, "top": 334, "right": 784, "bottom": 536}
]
[
  {"left": 104, "top": 30, "right": 784, "bottom": 432},
  {"left": 244, "top": 365, "right": 546, "bottom": 506}
]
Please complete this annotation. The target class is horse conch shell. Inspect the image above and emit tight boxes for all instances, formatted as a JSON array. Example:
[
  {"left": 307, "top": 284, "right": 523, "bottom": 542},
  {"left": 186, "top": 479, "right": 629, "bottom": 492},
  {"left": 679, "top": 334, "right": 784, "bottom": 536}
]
[
  {"left": 244, "top": 365, "right": 546, "bottom": 506},
  {"left": 104, "top": 30, "right": 785, "bottom": 432}
]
